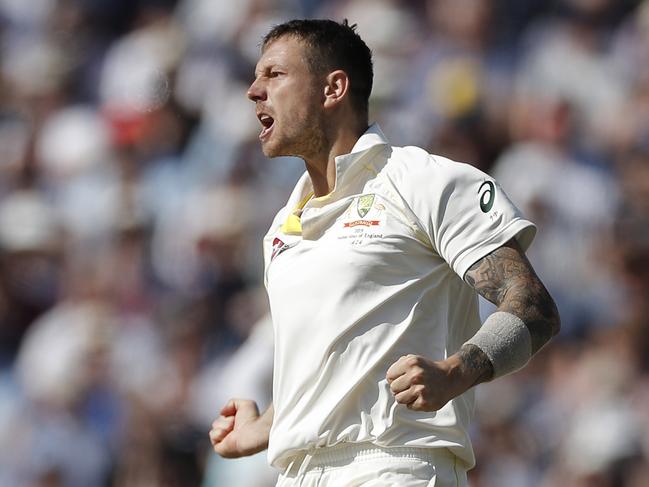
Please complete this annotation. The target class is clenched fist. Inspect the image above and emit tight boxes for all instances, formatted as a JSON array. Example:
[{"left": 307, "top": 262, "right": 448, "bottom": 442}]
[
  {"left": 209, "top": 399, "right": 273, "bottom": 458},
  {"left": 386, "top": 354, "right": 471, "bottom": 412}
]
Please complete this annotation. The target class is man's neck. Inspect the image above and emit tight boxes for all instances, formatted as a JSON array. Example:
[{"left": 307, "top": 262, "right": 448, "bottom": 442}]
[{"left": 304, "top": 124, "right": 367, "bottom": 198}]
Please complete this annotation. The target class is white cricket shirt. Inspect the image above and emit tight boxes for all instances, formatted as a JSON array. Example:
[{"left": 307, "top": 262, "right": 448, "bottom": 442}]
[{"left": 263, "top": 124, "right": 536, "bottom": 470}]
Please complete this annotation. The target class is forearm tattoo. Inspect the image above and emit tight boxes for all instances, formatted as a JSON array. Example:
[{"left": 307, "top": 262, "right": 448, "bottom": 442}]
[
  {"left": 464, "top": 240, "right": 561, "bottom": 354},
  {"left": 458, "top": 343, "right": 494, "bottom": 385}
]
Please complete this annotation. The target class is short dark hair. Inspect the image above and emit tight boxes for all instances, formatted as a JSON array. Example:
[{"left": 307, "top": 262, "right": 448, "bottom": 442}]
[{"left": 263, "top": 19, "right": 373, "bottom": 121}]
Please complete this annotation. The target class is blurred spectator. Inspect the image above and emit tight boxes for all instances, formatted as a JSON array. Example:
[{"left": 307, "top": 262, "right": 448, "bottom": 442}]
[
  {"left": 0, "top": 190, "right": 63, "bottom": 364},
  {"left": 6, "top": 301, "right": 117, "bottom": 486}
]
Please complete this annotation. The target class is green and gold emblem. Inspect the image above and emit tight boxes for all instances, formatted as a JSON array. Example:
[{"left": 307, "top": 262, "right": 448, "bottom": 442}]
[{"left": 357, "top": 194, "right": 375, "bottom": 218}]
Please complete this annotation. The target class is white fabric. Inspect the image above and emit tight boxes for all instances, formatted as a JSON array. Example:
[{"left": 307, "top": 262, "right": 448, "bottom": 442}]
[
  {"left": 275, "top": 442, "right": 466, "bottom": 487},
  {"left": 263, "top": 124, "right": 535, "bottom": 470}
]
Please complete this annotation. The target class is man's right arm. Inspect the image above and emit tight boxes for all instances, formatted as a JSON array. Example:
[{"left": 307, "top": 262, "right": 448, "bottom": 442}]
[{"left": 209, "top": 400, "right": 273, "bottom": 458}]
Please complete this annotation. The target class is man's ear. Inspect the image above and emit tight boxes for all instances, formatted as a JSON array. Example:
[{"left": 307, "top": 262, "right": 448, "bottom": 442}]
[{"left": 323, "top": 70, "right": 350, "bottom": 108}]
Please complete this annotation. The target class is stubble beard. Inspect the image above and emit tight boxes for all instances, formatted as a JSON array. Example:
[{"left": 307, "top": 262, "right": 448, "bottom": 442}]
[{"left": 261, "top": 104, "right": 327, "bottom": 162}]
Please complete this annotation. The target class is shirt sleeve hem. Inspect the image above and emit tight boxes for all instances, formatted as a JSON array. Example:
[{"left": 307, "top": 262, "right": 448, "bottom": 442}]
[{"left": 452, "top": 219, "right": 537, "bottom": 280}]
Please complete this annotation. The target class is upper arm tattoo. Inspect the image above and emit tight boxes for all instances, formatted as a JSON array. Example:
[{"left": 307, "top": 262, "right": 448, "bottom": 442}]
[{"left": 464, "top": 239, "right": 561, "bottom": 354}]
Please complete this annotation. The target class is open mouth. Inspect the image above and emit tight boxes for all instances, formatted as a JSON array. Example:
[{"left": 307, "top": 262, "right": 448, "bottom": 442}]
[{"left": 258, "top": 114, "right": 275, "bottom": 140}]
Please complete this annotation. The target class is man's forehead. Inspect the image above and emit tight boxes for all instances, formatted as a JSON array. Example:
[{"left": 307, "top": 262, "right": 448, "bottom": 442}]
[{"left": 256, "top": 36, "right": 308, "bottom": 69}]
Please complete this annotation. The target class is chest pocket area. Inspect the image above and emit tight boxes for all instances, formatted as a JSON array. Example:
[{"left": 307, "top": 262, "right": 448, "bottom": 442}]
[{"left": 323, "top": 193, "right": 425, "bottom": 249}]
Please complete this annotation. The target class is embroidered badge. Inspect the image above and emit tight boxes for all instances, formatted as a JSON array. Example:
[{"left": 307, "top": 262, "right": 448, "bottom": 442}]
[{"left": 357, "top": 194, "right": 375, "bottom": 218}]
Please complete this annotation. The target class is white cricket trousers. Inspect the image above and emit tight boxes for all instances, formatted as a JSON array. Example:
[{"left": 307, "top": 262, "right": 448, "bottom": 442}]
[{"left": 275, "top": 442, "right": 468, "bottom": 487}]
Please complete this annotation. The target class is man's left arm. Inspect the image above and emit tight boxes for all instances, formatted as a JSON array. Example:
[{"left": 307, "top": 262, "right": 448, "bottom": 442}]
[{"left": 386, "top": 238, "right": 560, "bottom": 411}]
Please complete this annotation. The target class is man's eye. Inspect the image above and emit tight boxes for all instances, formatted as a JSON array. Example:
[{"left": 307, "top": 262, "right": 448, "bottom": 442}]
[{"left": 270, "top": 71, "right": 283, "bottom": 77}]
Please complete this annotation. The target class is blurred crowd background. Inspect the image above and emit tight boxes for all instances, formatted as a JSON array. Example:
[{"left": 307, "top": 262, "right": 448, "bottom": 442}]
[{"left": 0, "top": 0, "right": 648, "bottom": 485}]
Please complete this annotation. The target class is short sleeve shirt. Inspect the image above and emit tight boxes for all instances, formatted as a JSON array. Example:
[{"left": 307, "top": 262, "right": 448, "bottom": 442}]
[{"left": 263, "top": 124, "right": 536, "bottom": 469}]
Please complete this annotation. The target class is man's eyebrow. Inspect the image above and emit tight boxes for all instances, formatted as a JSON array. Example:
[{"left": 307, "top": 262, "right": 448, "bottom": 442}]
[{"left": 254, "top": 63, "right": 287, "bottom": 77}]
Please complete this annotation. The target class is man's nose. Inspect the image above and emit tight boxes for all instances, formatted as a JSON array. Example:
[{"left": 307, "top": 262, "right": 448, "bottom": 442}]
[{"left": 247, "top": 78, "right": 266, "bottom": 102}]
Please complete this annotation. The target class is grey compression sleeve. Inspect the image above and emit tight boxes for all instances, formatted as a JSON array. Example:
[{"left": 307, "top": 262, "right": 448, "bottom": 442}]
[{"left": 464, "top": 311, "right": 532, "bottom": 378}]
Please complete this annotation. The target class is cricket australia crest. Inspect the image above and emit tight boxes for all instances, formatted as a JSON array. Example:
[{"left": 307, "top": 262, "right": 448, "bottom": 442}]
[
  {"left": 357, "top": 194, "right": 375, "bottom": 218},
  {"left": 338, "top": 194, "right": 385, "bottom": 241}
]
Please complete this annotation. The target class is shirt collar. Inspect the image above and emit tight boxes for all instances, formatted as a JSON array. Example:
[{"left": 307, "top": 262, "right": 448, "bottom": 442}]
[
  {"left": 335, "top": 122, "right": 388, "bottom": 170},
  {"left": 330, "top": 122, "right": 389, "bottom": 193},
  {"left": 287, "top": 123, "right": 389, "bottom": 208},
  {"left": 349, "top": 123, "right": 389, "bottom": 153}
]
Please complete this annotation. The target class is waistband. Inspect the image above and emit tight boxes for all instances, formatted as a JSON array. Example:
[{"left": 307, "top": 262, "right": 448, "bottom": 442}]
[{"left": 283, "top": 442, "right": 455, "bottom": 477}]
